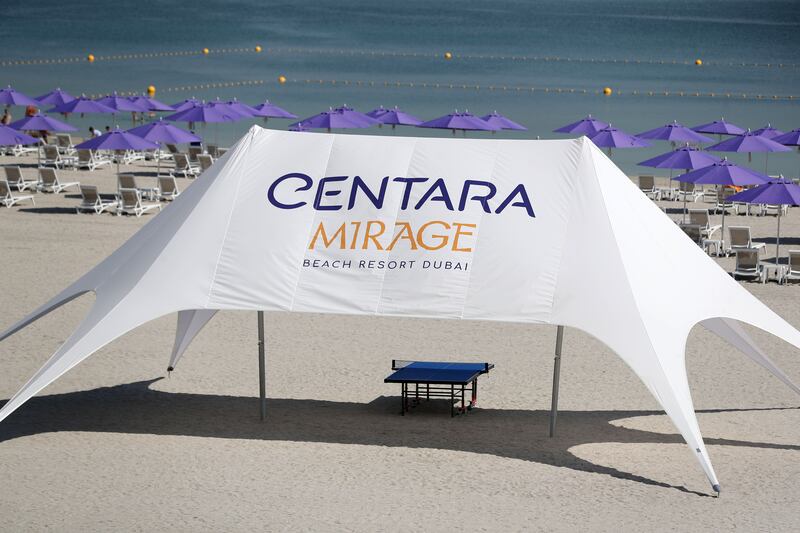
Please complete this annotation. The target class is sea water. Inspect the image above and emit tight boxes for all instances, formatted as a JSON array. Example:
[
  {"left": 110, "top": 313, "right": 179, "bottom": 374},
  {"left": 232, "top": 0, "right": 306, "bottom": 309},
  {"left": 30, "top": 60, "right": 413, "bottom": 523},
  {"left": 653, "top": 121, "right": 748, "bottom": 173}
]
[{"left": 1, "top": 0, "right": 799, "bottom": 176}]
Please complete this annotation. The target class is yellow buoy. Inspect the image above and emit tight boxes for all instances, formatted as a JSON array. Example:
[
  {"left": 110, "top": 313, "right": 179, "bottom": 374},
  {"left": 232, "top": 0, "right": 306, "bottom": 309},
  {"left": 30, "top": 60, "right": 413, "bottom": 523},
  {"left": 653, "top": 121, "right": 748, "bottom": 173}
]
[
  {"left": 255, "top": 45, "right": 262, "bottom": 53},
  {"left": 202, "top": 47, "right": 210, "bottom": 55},
  {"left": 278, "top": 75, "right": 287, "bottom": 84},
  {"left": 87, "top": 53, "right": 95, "bottom": 63},
  {"left": 695, "top": 58, "right": 703, "bottom": 66},
  {"left": 147, "top": 85, "right": 156, "bottom": 96},
  {"left": 444, "top": 51, "right": 453, "bottom": 60},
  {"left": 603, "top": 86, "right": 613, "bottom": 96}
]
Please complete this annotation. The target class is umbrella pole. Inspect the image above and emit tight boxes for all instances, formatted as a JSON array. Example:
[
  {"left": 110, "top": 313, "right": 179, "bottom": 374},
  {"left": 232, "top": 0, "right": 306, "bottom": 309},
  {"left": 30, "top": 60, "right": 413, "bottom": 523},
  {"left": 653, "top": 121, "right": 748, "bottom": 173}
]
[
  {"left": 776, "top": 211, "right": 782, "bottom": 266},
  {"left": 683, "top": 196, "right": 688, "bottom": 224},
  {"left": 257, "top": 310, "right": 266, "bottom": 421},
  {"left": 721, "top": 207, "right": 727, "bottom": 256},
  {"left": 549, "top": 325, "right": 564, "bottom": 438}
]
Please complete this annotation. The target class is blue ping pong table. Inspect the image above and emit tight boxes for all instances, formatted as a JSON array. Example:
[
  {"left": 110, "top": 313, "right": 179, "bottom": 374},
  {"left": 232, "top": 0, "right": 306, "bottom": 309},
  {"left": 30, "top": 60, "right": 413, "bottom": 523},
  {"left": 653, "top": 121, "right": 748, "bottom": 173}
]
[{"left": 384, "top": 360, "right": 494, "bottom": 417}]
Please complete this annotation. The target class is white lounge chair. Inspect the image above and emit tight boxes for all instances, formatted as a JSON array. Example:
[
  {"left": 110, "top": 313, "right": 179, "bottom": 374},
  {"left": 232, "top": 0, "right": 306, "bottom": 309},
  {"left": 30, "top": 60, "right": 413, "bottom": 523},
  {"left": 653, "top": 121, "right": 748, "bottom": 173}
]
[
  {"left": 117, "top": 188, "right": 162, "bottom": 217},
  {"left": 782, "top": 251, "right": 800, "bottom": 284},
  {"left": 714, "top": 187, "right": 737, "bottom": 215},
  {"left": 76, "top": 149, "right": 112, "bottom": 171},
  {"left": 206, "top": 144, "right": 220, "bottom": 158},
  {"left": 638, "top": 175, "right": 660, "bottom": 201},
  {"left": 10, "top": 143, "right": 38, "bottom": 157},
  {"left": 188, "top": 146, "right": 203, "bottom": 163},
  {"left": 680, "top": 223, "right": 719, "bottom": 255},
  {"left": 171, "top": 153, "right": 200, "bottom": 179},
  {"left": 198, "top": 154, "right": 214, "bottom": 173},
  {"left": 0, "top": 179, "right": 35, "bottom": 207},
  {"left": 157, "top": 175, "right": 180, "bottom": 201},
  {"left": 56, "top": 134, "right": 76, "bottom": 155},
  {"left": 728, "top": 226, "right": 765, "bottom": 254},
  {"left": 165, "top": 143, "right": 180, "bottom": 156},
  {"left": 687, "top": 209, "right": 721, "bottom": 241},
  {"left": 76, "top": 185, "right": 118, "bottom": 214},
  {"left": 676, "top": 181, "right": 702, "bottom": 203},
  {"left": 114, "top": 149, "right": 145, "bottom": 165},
  {"left": 42, "top": 144, "right": 77, "bottom": 169},
  {"left": 731, "top": 249, "right": 764, "bottom": 282},
  {"left": 118, "top": 173, "right": 158, "bottom": 200},
  {"left": 4, "top": 166, "right": 38, "bottom": 192},
  {"left": 38, "top": 167, "right": 79, "bottom": 194}
]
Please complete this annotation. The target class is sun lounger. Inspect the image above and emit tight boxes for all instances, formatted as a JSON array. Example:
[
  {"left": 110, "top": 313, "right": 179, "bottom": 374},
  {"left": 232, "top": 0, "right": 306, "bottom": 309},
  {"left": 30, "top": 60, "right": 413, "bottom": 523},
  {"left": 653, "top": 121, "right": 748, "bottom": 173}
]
[
  {"left": 676, "top": 181, "right": 702, "bottom": 203},
  {"left": 117, "top": 188, "right": 162, "bottom": 217},
  {"left": 728, "top": 226, "right": 765, "bottom": 254},
  {"left": 0, "top": 179, "right": 35, "bottom": 207},
  {"left": 76, "top": 185, "right": 119, "bottom": 214},
  {"left": 714, "top": 187, "right": 737, "bottom": 215},
  {"left": 76, "top": 149, "right": 112, "bottom": 171},
  {"left": 10, "top": 143, "right": 38, "bottom": 157},
  {"left": 731, "top": 248, "right": 764, "bottom": 282},
  {"left": 688, "top": 209, "right": 721, "bottom": 240},
  {"left": 42, "top": 144, "right": 77, "bottom": 169},
  {"left": 4, "top": 166, "right": 38, "bottom": 192},
  {"left": 165, "top": 143, "right": 180, "bottom": 156},
  {"left": 157, "top": 175, "right": 180, "bottom": 201},
  {"left": 114, "top": 149, "right": 145, "bottom": 165},
  {"left": 118, "top": 173, "right": 158, "bottom": 200},
  {"left": 171, "top": 153, "right": 200, "bottom": 179},
  {"left": 638, "top": 175, "right": 660, "bottom": 201},
  {"left": 680, "top": 223, "right": 720, "bottom": 255},
  {"left": 38, "top": 167, "right": 79, "bottom": 194},
  {"left": 188, "top": 146, "right": 203, "bottom": 163},
  {"left": 206, "top": 144, "right": 220, "bottom": 158},
  {"left": 782, "top": 251, "right": 800, "bottom": 284},
  {"left": 56, "top": 134, "right": 76, "bottom": 155},
  {"left": 198, "top": 154, "right": 214, "bottom": 173}
]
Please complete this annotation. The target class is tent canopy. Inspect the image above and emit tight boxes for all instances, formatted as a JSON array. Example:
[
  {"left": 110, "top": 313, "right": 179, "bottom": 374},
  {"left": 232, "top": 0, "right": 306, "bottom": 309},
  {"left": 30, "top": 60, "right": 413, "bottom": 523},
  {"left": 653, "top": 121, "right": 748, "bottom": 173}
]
[{"left": 1, "top": 127, "right": 799, "bottom": 493}]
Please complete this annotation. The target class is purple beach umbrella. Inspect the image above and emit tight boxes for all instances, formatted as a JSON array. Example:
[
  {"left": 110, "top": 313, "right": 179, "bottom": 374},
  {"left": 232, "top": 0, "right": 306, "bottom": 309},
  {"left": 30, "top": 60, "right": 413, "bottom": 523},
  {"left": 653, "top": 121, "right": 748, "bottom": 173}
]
[
  {"left": 35, "top": 88, "right": 76, "bottom": 107},
  {"left": 588, "top": 126, "right": 650, "bottom": 156},
  {"left": 48, "top": 96, "right": 116, "bottom": 115},
  {"left": 290, "top": 108, "right": 375, "bottom": 132},
  {"left": 203, "top": 98, "right": 250, "bottom": 119},
  {"left": 706, "top": 130, "right": 791, "bottom": 173},
  {"left": 95, "top": 92, "right": 150, "bottom": 113},
  {"left": 638, "top": 145, "right": 721, "bottom": 170},
  {"left": 332, "top": 106, "right": 380, "bottom": 127},
  {"left": 128, "top": 118, "right": 201, "bottom": 176},
  {"left": 691, "top": 118, "right": 746, "bottom": 136},
  {"left": 165, "top": 103, "right": 240, "bottom": 123},
  {"left": 366, "top": 106, "right": 389, "bottom": 119},
  {"left": 129, "top": 95, "right": 174, "bottom": 112},
  {"left": 252, "top": 100, "right": 297, "bottom": 121},
  {"left": 752, "top": 124, "right": 785, "bottom": 139},
  {"left": 553, "top": 114, "right": 609, "bottom": 135},
  {"left": 480, "top": 111, "right": 527, "bottom": 131},
  {"left": 0, "top": 86, "right": 39, "bottom": 107},
  {"left": 674, "top": 158, "right": 770, "bottom": 232},
  {"left": 371, "top": 106, "right": 423, "bottom": 129},
  {"left": 76, "top": 127, "right": 159, "bottom": 181},
  {"left": 224, "top": 98, "right": 262, "bottom": 118},
  {"left": 772, "top": 128, "right": 800, "bottom": 147},
  {"left": 636, "top": 120, "right": 712, "bottom": 143},
  {"left": 9, "top": 113, "right": 78, "bottom": 133},
  {"left": 170, "top": 98, "right": 201, "bottom": 113},
  {"left": 728, "top": 179, "right": 800, "bottom": 261},
  {"left": 0, "top": 125, "right": 40, "bottom": 147},
  {"left": 418, "top": 111, "right": 498, "bottom": 135}
]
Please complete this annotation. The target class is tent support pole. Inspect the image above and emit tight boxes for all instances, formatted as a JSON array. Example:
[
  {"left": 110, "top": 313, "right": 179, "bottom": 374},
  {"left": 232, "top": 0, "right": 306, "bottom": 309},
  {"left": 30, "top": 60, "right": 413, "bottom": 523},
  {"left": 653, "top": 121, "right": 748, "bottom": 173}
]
[
  {"left": 549, "top": 325, "right": 564, "bottom": 438},
  {"left": 257, "top": 310, "right": 266, "bottom": 421}
]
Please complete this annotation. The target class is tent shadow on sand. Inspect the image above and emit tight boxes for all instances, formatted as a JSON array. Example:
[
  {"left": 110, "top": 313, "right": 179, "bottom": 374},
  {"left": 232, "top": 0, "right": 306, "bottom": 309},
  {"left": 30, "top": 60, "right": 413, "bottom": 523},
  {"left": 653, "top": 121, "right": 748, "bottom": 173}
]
[{"left": 1, "top": 378, "right": 797, "bottom": 498}]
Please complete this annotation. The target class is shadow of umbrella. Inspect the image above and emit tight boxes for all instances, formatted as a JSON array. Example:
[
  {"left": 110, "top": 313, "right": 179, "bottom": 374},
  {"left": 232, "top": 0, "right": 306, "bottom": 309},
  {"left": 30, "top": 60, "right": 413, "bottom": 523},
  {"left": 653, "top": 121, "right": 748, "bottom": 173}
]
[{"left": 2, "top": 379, "right": 797, "bottom": 497}]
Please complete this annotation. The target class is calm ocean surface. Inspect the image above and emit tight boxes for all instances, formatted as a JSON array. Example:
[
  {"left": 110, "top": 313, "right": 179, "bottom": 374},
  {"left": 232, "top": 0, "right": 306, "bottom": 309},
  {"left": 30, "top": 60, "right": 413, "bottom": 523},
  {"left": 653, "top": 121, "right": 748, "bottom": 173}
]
[{"left": 2, "top": 0, "right": 799, "bottom": 175}]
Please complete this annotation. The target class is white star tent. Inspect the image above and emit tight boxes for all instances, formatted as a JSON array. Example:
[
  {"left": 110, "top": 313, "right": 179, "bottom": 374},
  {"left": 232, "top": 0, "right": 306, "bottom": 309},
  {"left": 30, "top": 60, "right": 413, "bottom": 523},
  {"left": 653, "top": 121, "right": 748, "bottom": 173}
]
[{"left": 1, "top": 127, "right": 799, "bottom": 494}]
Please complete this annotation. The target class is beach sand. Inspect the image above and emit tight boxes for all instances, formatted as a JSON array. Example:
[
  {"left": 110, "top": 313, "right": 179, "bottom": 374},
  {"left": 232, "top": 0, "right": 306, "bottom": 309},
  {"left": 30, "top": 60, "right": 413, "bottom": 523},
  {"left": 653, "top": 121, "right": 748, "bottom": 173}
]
[{"left": 0, "top": 154, "right": 798, "bottom": 531}]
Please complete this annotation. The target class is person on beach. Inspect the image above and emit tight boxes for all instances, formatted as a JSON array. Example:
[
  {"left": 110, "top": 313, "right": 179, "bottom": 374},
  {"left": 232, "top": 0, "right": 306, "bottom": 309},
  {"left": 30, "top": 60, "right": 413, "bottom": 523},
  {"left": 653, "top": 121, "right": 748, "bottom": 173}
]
[
  {"left": 1, "top": 109, "right": 11, "bottom": 125},
  {"left": 25, "top": 105, "right": 37, "bottom": 117},
  {"left": 89, "top": 126, "right": 102, "bottom": 138}
]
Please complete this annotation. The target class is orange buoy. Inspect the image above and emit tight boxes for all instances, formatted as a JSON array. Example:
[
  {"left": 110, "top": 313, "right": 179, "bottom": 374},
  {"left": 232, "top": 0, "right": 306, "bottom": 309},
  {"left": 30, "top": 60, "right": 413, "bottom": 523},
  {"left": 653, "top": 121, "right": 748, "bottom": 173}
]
[
  {"left": 202, "top": 48, "right": 210, "bottom": 55},
  {"left": 255, "top": 45, "right": 263, "bottom": 53},
  {"left": 147, "top": 85, "right": 156, "bottom": 96},
  {"left": 87, "top": 54, "right": 95, "bottom": 63},
  {"left": 278, "top": 75, "right": 287, "bottom": 84},
  {"left": 695, "top": 58, "right": 703, "bottom": 66},
  {"left": 444, "top": 51, "right": 453, "bottom": 60},
  {"left": 603, "top": 86, "right": 613, "bottom": 96}
]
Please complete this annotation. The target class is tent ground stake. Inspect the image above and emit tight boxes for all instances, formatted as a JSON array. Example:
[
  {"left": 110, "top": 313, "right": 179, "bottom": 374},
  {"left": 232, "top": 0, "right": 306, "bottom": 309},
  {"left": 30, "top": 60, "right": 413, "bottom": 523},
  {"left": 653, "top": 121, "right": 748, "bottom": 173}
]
[
  {"left": 257, "top": 310, "right": 266, "bottom": 421},
  {"left": 549, "top": 325, "right": 564, "bottom": 437}
]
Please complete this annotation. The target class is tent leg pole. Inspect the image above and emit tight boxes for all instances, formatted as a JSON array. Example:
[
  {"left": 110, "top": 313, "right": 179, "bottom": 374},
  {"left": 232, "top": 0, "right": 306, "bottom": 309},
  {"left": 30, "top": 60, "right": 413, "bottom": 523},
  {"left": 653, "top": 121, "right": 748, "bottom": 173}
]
[
  {"left": 549, "top": 325, "right": 564, "bottom": 438},
  {"left": 257, "top": 310, "right": 266, "bottom": 421}
]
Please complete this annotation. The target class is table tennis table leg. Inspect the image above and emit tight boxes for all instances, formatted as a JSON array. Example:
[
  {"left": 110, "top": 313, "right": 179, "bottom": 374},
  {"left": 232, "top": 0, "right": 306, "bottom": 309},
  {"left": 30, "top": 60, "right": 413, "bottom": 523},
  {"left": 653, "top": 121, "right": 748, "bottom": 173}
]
[
  {"left": 471, "top": 379, "right": 477, "bottom": 408},
  {"left": 461, "top": 384, "right": 465, "bottom": 414},
  {"left": 450, "top": 384, "right": 454, "bottom": 417},
  {"left": 401, "top": 383, "right": 406, "bottom": 416}
]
